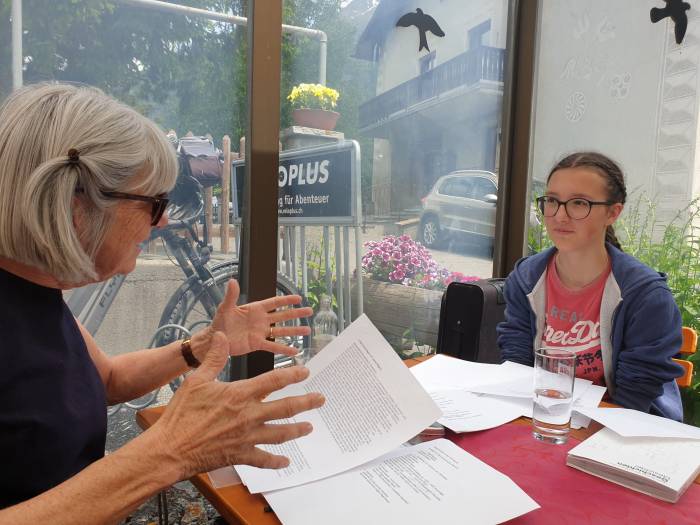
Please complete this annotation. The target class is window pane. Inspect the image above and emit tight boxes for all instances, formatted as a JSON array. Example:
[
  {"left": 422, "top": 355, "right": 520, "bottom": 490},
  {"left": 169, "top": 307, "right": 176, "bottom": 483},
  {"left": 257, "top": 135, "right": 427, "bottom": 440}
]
[
  {"left": 0, "top": 0, "right": 250, "bottom": 452},
  {"left": 472, "top": 177, "right": 497, "bottom": 199},
  {"left": 530, "top": 0, "right": 700, "bottom": 423},
  {"left": 278, "top": 0, "right": 513, "bottom": 358}
]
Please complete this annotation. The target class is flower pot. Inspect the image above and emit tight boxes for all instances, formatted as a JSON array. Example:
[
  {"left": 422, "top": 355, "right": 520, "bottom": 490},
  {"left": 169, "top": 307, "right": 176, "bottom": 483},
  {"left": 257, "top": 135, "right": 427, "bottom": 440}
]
[
  {"left": 292, "top": 108, "right": 340, "bottom": 131},
  {"left": 351, "top": 277, "right": 443, "bottom": 351}
]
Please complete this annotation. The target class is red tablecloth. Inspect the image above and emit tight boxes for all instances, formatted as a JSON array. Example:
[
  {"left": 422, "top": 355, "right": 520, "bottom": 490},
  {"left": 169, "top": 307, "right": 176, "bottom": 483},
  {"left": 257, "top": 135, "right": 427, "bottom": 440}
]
[{"left": 450, "top": 424, "right": 700, "bottom": 525}]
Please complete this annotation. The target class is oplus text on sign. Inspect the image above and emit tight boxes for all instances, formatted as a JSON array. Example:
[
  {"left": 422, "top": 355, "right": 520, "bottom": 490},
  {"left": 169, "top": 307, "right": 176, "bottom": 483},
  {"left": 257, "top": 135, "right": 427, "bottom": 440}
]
[
  {"left": 278, "top": 159, "right": 329, "bottom": 186},
  {"left": 232, "top": 141, "right": 357, "bottom": 224}
]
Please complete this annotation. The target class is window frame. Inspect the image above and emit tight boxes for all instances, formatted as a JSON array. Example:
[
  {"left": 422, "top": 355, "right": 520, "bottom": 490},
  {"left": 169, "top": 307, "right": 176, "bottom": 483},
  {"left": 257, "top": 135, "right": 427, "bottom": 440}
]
[{"left": 239, "top": 0, "right": 537, "bottom": 374}]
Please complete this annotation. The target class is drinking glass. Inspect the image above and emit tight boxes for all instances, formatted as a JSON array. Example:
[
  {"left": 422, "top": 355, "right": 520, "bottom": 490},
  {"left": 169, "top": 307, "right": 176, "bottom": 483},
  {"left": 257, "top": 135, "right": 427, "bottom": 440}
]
[{"left": 532, "top": 347, "right": 577, "bottom": 444}]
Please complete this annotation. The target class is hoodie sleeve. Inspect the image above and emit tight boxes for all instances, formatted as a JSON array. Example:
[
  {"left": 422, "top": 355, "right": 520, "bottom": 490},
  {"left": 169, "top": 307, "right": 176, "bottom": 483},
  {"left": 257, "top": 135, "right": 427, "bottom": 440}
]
[
  {"left": 611, "top": 285, "right": 684, "bottom": 417},
  {"left": 497, "top": 270, "right": 535, "bottom": 367}
]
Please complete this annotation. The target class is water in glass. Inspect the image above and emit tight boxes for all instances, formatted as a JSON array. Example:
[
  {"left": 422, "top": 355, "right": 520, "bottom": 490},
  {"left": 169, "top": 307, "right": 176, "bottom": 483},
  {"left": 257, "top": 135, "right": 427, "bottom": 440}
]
[
  {"left": 532, "top": 388, "right": 573, "bottom": 444},
  {"left": 532, "top": 348, "right": 576, "bottom": 444}
]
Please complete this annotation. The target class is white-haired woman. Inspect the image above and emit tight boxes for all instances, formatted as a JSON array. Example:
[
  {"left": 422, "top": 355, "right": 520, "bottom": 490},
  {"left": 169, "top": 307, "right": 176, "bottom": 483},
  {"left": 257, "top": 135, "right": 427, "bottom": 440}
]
[{"left": 0, "top": 83, "right": 324, "bottom": 524}]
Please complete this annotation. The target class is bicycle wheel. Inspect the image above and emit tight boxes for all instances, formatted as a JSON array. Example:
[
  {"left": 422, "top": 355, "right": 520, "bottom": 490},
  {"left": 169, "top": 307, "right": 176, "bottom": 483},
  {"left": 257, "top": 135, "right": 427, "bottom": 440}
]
[{"left": 155, "top": 261, "right": 309, "bottom": 392}]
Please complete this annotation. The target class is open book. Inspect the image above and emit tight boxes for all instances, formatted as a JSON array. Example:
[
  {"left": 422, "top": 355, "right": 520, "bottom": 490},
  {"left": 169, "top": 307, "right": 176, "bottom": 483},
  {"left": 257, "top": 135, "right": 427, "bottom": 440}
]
[{"left": 567, "top": 427, "right": 700, "bottom": 503}]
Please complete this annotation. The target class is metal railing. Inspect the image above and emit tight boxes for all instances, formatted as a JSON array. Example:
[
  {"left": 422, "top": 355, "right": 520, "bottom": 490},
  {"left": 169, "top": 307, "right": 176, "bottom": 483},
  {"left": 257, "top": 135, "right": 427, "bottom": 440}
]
[{"left": 359, "top": 46, "right": 505, "bottom": 129}]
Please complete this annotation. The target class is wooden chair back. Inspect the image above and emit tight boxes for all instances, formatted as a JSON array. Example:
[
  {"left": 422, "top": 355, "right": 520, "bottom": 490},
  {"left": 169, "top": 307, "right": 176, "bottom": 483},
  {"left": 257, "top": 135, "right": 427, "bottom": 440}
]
[{"left": 674, "top": 326, "right": 697, "bottom": 388}]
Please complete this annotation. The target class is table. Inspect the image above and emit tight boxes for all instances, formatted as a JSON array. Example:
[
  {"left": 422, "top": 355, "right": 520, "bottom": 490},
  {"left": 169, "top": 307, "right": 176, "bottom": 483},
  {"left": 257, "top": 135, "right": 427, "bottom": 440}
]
[{"left": 137, "top": 355, "right": 700, "bottom": 525}]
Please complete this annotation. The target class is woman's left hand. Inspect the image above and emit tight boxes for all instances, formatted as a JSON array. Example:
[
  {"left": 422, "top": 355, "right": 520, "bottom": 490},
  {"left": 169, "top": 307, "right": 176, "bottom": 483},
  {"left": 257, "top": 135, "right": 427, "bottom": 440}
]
[{"left": 209, "top": 279, "right": 312, "bottom": 357}]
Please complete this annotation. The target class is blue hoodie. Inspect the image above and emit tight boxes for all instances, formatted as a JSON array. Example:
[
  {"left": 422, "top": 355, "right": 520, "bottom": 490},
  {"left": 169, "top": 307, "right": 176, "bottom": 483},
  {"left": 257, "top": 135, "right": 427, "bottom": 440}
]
[{"left": 497, "top": 244, "right": 684, "bottom": 421}]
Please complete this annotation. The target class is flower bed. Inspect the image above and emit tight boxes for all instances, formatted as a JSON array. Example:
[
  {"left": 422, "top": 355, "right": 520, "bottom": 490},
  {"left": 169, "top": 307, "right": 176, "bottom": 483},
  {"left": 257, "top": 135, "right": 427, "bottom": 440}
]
[
  {"left": 358, "top": 235, "right": 481, "bottom": 356},
  {"left": 362, "top": 234, "right": 479, "bottom": 290}
]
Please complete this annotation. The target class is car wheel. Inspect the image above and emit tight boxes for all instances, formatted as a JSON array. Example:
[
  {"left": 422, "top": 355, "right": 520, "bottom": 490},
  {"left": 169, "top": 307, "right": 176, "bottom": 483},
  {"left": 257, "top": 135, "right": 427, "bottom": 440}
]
[{"left": 420, "top": 216, "right": 443, "bottom": 248}]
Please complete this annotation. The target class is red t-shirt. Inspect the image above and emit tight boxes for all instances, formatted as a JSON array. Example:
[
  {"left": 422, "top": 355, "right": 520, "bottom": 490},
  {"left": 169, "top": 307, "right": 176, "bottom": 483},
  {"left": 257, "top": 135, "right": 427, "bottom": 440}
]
[{"left": 542, "top": 256, "right": 610, "bottom": 385}]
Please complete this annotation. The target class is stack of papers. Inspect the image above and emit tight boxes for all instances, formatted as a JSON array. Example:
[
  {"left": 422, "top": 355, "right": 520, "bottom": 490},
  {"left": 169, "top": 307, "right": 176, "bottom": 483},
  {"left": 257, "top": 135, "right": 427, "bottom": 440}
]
[
  {"left": 228, "top": 316, "right": 539, "bottom": 524},
  {"left": 235, "top": 314, "right": 441, "bottom": 494},
  {"left": 410, "top": 354, "right": 607, "bottom": 433},
  {"left": 567, "top": 408, "right": 700, "bottom": 502}
]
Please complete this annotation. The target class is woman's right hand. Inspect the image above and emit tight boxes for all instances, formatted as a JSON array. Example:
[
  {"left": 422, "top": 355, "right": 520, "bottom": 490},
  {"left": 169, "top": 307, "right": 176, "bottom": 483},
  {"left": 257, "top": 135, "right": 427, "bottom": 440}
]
[{"left": 152, "top": 331, "right": 325, "bottom": 480}]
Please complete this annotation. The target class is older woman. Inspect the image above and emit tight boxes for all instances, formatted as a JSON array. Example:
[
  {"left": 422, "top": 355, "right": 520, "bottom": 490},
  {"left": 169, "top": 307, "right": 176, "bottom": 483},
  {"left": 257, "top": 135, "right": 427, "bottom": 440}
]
[{"left": 0, "top": 83, "right": 325, "bottom": 524}]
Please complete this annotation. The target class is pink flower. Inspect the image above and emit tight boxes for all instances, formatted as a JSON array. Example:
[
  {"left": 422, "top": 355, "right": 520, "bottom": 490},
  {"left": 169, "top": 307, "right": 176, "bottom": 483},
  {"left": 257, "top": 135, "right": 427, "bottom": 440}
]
[{"left": 361, "top": 234, "right": 480, "bottom": 291}]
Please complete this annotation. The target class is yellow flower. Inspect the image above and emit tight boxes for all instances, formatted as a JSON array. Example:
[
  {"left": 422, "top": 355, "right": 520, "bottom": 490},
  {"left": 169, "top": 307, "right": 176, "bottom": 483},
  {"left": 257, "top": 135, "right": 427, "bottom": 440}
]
[{"left": 287, "top": 83, "right": 340, "bottom": 111}]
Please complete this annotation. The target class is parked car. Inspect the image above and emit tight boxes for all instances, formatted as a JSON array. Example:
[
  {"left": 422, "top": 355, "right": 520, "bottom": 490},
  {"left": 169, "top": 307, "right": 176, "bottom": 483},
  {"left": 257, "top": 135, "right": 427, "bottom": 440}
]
[{"left": 418, "top": 170, "right": 539, "bottom": 249}]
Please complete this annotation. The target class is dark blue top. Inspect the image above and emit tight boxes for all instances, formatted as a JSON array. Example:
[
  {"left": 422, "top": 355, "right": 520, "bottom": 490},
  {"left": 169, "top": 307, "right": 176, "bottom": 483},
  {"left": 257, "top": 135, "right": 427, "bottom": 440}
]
[{"left": 0, "top": 268, "right": 107, "bottom": 508}]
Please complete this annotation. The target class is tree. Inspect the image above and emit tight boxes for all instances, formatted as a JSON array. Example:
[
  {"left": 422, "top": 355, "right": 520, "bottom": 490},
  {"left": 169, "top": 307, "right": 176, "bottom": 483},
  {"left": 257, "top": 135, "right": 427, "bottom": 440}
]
[
  {"left": 0, "top": 0, "right": 376, "bottom": 193},
  {"left": 1, "top": 1, "right": 245, "bottom": 137}
]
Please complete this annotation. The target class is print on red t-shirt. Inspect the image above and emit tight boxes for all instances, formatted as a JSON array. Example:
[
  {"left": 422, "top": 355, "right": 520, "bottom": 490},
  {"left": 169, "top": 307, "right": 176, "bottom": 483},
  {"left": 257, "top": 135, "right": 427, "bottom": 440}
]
[{"left": 542, "top": 256, "right": 610, "bottom": 385}]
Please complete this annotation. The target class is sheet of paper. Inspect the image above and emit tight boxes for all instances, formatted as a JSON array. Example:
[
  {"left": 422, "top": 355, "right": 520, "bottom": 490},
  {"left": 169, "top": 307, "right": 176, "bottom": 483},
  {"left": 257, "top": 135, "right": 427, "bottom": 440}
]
[
  {"left": 456, "top": 383, "right": 605, "bottom": 430},
  {"left": 573, "top": 384, "right": 607, "bottom": 409},
  {"left": 570, "top": 384, "right": 607, "bottom": 429},
  {"left": 466, "top": 372, "right": 593, "bottom": 403},
  {"left": 573, "top": 407, "right": 700, "bottom": 440},
  {"left": 264, "top": 439, "right": 539, "bottom": 525},
  {"left": 207, "top": 466, "right": 241, "bottom": 489},
  {"left": 570, "top": 412, "right": 590, "bottom": 430},
  {"left": 568, "top": 427, "right": 700, "bottom": 493},
  {"left": 235, "top": 314, "right": 442, "bottom": 494},
  {"left": 410, "top": 354, "right": 532, "bottom": 391},
  {"left": 430, "top": 389, "right": 530, "bottom": 433},
  {"left": 410, "top": 354, "right": 508, "bottom": 390}
]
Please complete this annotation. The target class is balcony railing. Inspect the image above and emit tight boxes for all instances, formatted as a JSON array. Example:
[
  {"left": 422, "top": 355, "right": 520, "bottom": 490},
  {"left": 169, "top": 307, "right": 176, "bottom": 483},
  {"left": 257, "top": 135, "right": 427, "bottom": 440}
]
[{"left": 359, "top": 46, "right": 505, "bottom": 130}]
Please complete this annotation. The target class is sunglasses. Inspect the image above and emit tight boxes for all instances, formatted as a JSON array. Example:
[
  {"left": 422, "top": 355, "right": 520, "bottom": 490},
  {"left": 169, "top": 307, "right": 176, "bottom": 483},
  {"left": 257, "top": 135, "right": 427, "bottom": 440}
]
[{"left": 99, "top": 191, "right": 169, "bottom": 226}]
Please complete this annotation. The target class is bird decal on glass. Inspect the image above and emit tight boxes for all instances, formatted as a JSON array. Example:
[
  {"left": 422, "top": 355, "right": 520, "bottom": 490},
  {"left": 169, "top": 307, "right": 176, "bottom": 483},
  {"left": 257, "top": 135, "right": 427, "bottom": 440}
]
[
  {"left": 650, "top": 0, "right": 691, "bottom": 44},
  {"left": 396, "top": 8, "right": 446, "bottom": 52}
]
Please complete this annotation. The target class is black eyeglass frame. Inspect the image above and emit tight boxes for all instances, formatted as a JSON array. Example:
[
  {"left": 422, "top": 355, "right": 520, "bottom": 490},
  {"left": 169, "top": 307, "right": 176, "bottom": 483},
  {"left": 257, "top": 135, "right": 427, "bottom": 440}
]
[
  {"left": 535, "top": 196, "right": 615, "bottom": 220},
  {"left": 100, "top": 191, "right": 169, "bottom": 226}
]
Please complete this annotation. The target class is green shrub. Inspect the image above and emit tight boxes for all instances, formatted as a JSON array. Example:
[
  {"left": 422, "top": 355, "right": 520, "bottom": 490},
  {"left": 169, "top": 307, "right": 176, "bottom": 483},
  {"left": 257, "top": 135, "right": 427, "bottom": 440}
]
[{"left": 301, "top": 240, "right": 338, "bottom": 312}]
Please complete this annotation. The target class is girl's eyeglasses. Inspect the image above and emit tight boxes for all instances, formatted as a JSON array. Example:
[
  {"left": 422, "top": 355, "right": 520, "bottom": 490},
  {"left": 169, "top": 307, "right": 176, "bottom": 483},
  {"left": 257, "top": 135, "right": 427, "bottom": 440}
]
[{"left": 536, "top": 196, "right": 614, "bottom": 220}]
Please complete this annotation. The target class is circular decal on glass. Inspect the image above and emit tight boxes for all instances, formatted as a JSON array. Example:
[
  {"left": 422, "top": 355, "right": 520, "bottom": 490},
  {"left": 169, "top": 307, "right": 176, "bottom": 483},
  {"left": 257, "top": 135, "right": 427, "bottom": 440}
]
[{"left": 565, "top": 91, "right": 586, "bottom": 122}]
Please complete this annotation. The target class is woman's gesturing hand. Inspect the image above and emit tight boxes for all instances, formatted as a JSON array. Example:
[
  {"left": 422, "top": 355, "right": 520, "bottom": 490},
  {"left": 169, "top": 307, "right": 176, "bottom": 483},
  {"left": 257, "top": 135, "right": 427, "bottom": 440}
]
[
  {"left": 154, "top": 332, "right": 325, "bottom": 479},
  {"left": 210, "top": 279, "right": 312, "bottom": 357}
]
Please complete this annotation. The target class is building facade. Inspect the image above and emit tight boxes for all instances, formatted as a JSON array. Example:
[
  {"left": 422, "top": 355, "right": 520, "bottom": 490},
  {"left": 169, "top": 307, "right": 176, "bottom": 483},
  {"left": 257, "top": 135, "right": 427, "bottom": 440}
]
[
  {"left": 356, "top": 0, "right": 508, "bottom": 216},
  {"left": 358, "top": 0, "right": 700, "bottom": 223}
]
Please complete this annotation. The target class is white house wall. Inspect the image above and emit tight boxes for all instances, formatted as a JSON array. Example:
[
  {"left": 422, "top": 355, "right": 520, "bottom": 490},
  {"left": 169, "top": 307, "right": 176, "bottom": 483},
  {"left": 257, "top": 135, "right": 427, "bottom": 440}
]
[{"left": 377, "top": 0, "right": 508, "bottom": 94}]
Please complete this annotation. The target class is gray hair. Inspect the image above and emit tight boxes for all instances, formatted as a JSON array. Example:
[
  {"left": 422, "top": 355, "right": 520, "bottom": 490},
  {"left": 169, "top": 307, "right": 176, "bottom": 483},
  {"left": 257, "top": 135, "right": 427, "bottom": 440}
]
[{"left": 0, "top": 82, "right": 177, "bottom": 284}]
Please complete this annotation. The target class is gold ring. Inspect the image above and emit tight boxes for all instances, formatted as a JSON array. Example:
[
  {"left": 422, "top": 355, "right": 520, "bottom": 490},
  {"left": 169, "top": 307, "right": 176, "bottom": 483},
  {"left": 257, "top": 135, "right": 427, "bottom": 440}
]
[{"left": 268, "top": 325, "right": 274, "bottom": 339}]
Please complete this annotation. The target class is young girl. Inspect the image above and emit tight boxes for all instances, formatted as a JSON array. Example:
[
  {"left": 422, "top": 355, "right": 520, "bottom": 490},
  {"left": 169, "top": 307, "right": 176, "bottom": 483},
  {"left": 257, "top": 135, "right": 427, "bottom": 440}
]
[{"left": 497, "top": 152, "right": 684, "bottom": 421}]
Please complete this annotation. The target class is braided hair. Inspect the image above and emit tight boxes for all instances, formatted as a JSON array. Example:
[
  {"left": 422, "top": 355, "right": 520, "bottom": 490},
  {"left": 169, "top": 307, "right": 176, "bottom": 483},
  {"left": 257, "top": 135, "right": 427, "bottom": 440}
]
[{"left": 546, "top": 152, "right": 627, "bottom": 251}]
